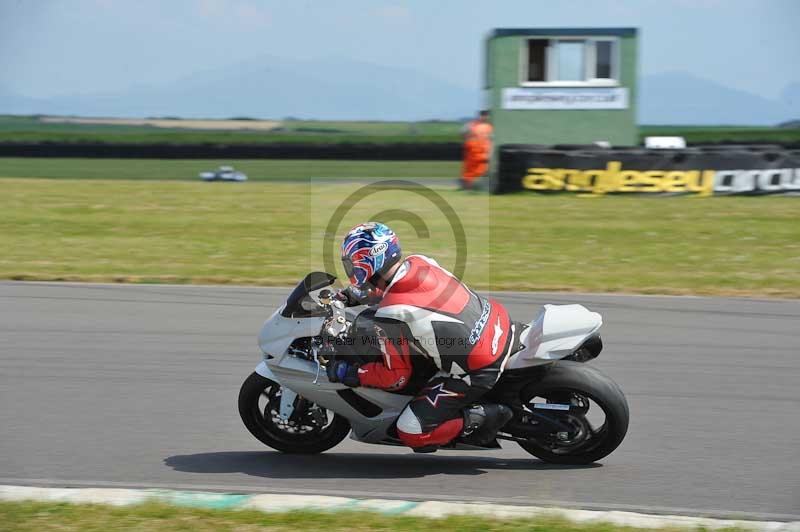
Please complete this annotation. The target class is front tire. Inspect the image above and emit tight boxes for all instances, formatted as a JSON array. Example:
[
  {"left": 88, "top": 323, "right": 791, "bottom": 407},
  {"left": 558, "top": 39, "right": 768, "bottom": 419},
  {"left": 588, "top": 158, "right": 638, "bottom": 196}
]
[
  {"left": 238, "top": 372, "right": 351, "bottom": 454},
  {"left": 515, "top": 361, "right": 629, "bottom": 464}
]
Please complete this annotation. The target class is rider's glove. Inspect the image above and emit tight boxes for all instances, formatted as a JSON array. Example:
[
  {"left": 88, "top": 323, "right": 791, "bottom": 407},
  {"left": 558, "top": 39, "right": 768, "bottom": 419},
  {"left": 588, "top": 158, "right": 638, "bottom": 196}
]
[
  {"left": 333, "top": 288, "right": 357, "bottom": 307},
  {"left": 326, "top": 360, "right": 360, "bottom": 387},
  {"left": 334, "top": 287, "right": 360, "bottom": 307},
  {"left": 336, "top": 286, "right": 383, "bottom": 307}
]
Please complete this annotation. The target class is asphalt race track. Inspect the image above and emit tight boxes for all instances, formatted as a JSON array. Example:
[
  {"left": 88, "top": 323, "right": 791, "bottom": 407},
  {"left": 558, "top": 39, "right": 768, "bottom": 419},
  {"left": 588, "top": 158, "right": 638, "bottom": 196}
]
[{"left": 1, "top": 282, "right": 798, "bottom": 519}]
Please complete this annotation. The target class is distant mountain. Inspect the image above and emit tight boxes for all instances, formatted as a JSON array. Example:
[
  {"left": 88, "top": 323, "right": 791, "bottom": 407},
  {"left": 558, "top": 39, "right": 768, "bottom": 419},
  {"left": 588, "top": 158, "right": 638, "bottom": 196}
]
[
  {"left": 0, "top": 87, "right": 47, "bottom": 114},
  {"left": 0, "top": 56, "right": 479, "bottom": 121},
  {"left": 1, "top": 60, "right": 797, "bottom": 125},
  {"left": 638, "top": 71, "right": 795, "bottom": 125},
  {"left": 780, "top": 82, "right": 800, "bottom": 117}
]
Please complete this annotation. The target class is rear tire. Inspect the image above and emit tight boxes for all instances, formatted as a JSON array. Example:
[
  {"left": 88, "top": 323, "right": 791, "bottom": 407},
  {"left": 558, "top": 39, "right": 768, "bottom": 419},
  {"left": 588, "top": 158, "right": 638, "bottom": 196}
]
[
  {"left": 516, "top": 361, "right": 629, "bottom": 464},
  {"left": 238, "top": 372, "right": 351, "bottom": 454}
]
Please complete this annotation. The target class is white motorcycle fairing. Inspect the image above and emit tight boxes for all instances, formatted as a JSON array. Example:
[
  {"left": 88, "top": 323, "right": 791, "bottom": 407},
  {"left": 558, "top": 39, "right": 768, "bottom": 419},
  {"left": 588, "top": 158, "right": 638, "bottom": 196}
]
[
  {"left": 255, "top": 299, "right": 602, "bottom": 446},
  {"left": 506, "top": 304, "right": 602, "bottom": 370},
  {"left": 256, "top": 305, "right": 411, "bottom": 444}
]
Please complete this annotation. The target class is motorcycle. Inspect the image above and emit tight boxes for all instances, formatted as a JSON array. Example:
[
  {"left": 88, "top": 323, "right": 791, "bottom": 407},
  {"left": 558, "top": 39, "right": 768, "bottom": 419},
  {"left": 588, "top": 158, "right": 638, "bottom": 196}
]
[{"left": 238, "top": 272, "right": 629, "bottom": 464}]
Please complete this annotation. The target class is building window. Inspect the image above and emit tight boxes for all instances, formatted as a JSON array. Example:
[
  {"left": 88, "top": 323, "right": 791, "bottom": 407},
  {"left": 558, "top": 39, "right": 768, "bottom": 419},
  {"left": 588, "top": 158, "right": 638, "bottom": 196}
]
[
  {"left": 523, "top": 38, "right": 618, "bottom": 85},
  {"left": 556, "top": 40, "right": 585, "bottom": 81},
  {"left": 526, "top": 40, "right": 547, "bottom": 82},
  {"left": 595, "top": 40, "right": 613, "bottom": 80}
]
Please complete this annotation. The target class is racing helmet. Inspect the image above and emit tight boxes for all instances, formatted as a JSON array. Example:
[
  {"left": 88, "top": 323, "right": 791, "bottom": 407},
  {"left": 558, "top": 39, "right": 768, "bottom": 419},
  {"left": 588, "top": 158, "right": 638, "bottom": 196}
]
[{"left": 341, "top": 222, "right": 402, "bottom": 288}]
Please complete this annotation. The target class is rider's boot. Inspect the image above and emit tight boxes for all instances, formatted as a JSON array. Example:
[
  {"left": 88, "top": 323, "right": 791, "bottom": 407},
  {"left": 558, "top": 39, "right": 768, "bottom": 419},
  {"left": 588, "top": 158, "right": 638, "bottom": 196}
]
[{"left": 459, "top": 403, "right": 513, "bottom": 446}]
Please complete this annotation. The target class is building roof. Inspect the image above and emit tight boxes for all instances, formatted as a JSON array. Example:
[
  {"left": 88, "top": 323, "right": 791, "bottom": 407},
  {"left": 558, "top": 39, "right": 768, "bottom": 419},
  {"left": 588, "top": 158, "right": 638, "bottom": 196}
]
[{"left": 490, "top": 27, "right": 637, "bottom": 38}]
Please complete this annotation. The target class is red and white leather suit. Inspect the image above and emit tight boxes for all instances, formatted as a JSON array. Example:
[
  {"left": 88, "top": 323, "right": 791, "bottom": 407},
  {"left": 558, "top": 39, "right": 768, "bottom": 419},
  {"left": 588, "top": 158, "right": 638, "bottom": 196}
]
[{"left": 355, "top": 255, "right": 520, "bottom": 448}]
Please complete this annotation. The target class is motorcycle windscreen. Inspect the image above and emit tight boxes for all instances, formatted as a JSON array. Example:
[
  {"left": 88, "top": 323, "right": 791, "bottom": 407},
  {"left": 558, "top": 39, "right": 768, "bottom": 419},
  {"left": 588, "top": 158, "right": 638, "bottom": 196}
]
[{"left": 281, "top": 271, "right": 336, "bottom": 317}]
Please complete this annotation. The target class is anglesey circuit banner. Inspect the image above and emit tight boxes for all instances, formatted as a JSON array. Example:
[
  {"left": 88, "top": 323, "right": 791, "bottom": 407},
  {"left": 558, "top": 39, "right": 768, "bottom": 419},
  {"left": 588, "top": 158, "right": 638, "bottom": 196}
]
[{"left": 495, "top": 145, "right": 800, "bottom": 196}]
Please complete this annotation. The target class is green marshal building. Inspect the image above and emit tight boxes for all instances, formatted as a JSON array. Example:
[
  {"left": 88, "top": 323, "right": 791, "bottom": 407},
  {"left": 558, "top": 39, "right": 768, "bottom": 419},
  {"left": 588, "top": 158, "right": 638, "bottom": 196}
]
[{"left": 485, "top": 27, "right": 639, "bottom": 148}]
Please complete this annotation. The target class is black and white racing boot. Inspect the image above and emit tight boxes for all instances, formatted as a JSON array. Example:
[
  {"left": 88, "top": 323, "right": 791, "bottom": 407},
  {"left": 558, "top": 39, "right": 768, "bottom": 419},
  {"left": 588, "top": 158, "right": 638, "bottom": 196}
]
[{"left": 459, "top": 403, "right": 513, "bottom": 446}]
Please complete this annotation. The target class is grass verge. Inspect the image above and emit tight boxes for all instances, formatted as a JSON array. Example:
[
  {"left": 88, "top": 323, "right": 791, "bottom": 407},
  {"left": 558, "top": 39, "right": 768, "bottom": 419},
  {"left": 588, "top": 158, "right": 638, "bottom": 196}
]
[
  {"left": 1, "top": 178, "right": 799, "bottom": 297},
  {"left": 0, "top": 500, "right": 747, "bottom": 532},
  {"left": 639, "top": 125, "right": 800, "bottom": 144},
  {"left": 1, "top": 115, "right": 799, "bottom": 145},
  {"left": 0, "top": 115, "right": 463, "bottom": 144}
]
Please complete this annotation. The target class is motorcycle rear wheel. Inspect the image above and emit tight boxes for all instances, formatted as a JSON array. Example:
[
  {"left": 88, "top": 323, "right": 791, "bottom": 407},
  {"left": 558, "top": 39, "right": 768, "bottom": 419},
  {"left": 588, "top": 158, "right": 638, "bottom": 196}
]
[
  {"left": 515, "top": 361, "right": 629, "bottom": 465},
  {"left": 238, "top": 371, "right": 351, "bottom": 454}
]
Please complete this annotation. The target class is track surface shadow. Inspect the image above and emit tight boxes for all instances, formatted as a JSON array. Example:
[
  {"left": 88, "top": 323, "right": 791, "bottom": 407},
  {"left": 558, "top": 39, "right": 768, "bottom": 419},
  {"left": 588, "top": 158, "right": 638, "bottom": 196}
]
[{"left": 164, "top": 451, "right": 600, "bottom": 480}]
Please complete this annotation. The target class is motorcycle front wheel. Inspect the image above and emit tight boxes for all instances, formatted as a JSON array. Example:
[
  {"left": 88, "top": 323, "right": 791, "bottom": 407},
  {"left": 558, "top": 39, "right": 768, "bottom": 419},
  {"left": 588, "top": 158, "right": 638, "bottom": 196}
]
[
  {"left": 515, "top": 361, "right": 629, "bottom": 465},
  {"left": 238, "top": 372, "right": 351, "bottom": 454}
]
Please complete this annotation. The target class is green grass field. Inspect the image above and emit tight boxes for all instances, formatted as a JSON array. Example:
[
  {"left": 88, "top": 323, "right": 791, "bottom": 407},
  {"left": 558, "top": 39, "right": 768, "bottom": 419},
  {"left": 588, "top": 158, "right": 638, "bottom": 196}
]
[
  {"left": 1, "top": 115, "right": 798, "bottom": 145},
  {"left": 1, "top": 174, "right": 798, "bottom": 296},
  {"left": 640, "top": 125, "right": 800, "bottom": 144},
  {"left": 0, "top": 157, "right": 460, "bottom": 181},
  {"left": 0, "top": 116, "right": 462, "bottom": 144},
  {"left": 0, "top": 500, "right": 747, "bottom": 532}
]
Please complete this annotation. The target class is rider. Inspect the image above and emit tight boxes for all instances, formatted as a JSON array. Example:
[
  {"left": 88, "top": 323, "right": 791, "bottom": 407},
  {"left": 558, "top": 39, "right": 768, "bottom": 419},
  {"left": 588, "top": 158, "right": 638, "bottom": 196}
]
[{"left": 327, "top": 222, "right": 521, "bottom": 452}]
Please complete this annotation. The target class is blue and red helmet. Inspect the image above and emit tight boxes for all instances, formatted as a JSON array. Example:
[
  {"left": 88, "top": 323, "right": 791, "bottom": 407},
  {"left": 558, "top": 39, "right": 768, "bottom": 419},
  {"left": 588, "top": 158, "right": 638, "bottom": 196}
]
[{"left": 341, "top": 222, "right": 402, "bottom": 288}]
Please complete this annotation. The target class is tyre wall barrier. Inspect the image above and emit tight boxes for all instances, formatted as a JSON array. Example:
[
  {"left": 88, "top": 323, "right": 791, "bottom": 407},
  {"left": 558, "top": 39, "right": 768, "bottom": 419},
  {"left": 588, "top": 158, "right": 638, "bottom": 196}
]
[
  {"left": 494, "top": 144, "right": 800, "bottom": 196},
  {"left": 0, "top": 142, "right": 462, "bottom": 161}
]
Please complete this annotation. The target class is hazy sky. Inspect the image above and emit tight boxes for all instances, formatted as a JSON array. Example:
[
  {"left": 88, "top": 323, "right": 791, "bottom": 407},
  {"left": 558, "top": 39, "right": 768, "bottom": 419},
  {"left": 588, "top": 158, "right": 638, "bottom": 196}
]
[{"left": 1, "top": 0, "right": 798, "bottom": 100}]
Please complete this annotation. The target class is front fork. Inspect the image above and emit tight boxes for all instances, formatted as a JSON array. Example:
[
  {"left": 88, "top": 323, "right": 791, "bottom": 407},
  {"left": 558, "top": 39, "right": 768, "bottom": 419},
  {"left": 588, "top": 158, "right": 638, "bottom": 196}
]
[{"left": 278, "top": 388, "right": 298, "bottom": 421}]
